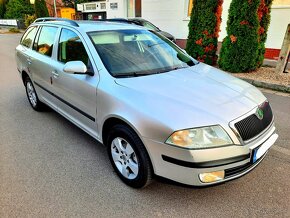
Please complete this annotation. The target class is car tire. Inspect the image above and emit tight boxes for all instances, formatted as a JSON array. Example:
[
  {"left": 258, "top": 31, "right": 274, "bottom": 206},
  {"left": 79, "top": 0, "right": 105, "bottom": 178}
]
[
  {"left": 107, "top": 124, "right": 153, "bottom": 188},
  {"left": 24, "top": 77, "right": 45, "bottom": 111}
]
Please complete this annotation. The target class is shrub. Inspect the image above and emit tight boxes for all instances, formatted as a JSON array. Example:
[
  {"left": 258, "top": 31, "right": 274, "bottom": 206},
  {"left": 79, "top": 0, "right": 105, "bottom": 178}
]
[
  {"left": 256, "top": 0, "right": 273, "bottom": 67},
  {"left": 25, "top": 14, "right": 37, "bottom": 27},
  {"left": 34, "top": 0, "right": 49, "bottom": 18},
  {"left": 186, "top": 0, "right": 223, "bottom": 65},
  {"left": 219, "top": 0, "right": 261, "bottom": 73},
  {"left": 9, "top": 27, "right": 20, "bottom": 33}
]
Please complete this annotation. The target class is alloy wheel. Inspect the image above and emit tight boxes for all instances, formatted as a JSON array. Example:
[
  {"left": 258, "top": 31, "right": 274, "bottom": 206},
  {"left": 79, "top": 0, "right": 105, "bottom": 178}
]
[
  {"left": 111, "top": 137, "right": 139, "bottom": 179},
  {"left": 26, "top": 81, "right": 37, "bottom": 107}
]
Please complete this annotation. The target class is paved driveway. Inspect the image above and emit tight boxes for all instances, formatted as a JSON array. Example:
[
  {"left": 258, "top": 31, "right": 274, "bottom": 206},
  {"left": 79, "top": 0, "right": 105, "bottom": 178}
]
[{"left": 1, "top": 34, "right": 290, "bottom": 217}]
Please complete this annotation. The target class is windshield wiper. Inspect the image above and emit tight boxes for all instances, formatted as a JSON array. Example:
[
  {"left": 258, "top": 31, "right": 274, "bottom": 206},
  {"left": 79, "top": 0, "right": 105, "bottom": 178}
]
[
  {"left": 173, "top": 66, "right": 189, "bottom": 70},
  {"left": 154, "top": 66, "right": 189, "bottom": 74},
  {"left": 114, "top": 72, "right": 152, "bottom": 78},
  {"left": 114, "top": 66, "right": 190, "bottom": 78}
]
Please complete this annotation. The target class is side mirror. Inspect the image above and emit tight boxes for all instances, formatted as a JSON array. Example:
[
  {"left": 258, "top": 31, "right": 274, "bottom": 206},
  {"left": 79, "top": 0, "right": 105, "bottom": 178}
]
[{"left": 63, "top": 61, "right": 87, "bottom": 74}]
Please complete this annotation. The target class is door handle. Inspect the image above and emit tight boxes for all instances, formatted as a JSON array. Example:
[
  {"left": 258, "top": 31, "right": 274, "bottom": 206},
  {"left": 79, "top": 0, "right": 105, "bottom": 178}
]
[
  {"left": 51, "top": 70, "right": 59, "bottom": 78},
  {"left": 27, "top": 57, "right": 32, "bottom": 65}
]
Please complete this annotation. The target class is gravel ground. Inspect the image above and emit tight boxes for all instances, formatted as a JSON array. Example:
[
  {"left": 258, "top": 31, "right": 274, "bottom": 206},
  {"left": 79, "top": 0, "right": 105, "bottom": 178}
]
[{"left": 232, "top": 67, "right": 290, "bottom": 86}]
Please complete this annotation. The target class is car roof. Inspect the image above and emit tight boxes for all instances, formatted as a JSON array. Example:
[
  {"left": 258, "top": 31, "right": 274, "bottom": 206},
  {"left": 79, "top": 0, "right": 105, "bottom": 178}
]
[
  {"left": 76, "top": 21, "right": 143, "bottom": 32},
  {"left": 32, "top": 20, "right": 145, "bottom": 32}
]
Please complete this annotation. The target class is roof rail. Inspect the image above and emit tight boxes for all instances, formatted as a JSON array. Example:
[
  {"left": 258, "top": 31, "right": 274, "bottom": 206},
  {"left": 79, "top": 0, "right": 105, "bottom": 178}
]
[
  {"left": 34, "top": 17, "right": 79, "bottom": 27},
  {"left": 99, "top": 18, "right": 132, "bottom": 23}
]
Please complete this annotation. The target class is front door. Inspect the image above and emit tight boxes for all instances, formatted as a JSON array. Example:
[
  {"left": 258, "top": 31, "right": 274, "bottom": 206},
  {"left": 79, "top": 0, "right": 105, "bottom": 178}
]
[{"left": 50, "top": 28, "right": 99, "bottom": 138}]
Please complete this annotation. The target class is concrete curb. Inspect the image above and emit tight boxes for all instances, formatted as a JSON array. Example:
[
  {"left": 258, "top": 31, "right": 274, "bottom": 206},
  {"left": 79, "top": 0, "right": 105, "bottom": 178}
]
[{"left": 238, "top": 78, "right": 290, "bottom": 93}]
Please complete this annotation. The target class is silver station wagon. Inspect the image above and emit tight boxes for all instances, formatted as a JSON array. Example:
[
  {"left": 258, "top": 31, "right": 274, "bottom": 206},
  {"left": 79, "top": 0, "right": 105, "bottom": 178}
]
[{"left": 16, "top": 18, "right": 278, "bottom": 188}]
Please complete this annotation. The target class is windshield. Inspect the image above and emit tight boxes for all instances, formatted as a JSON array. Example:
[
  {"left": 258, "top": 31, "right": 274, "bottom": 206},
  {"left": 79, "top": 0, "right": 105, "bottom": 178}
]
[{"left": 88, "top": 29, "right": 195, "bottom": 78}]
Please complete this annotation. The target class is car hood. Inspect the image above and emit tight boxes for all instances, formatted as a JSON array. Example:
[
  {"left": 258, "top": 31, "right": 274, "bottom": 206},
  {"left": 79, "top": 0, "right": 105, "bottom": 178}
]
[{"left": 114, "top": 63, "right": 266, "bottom": 129}]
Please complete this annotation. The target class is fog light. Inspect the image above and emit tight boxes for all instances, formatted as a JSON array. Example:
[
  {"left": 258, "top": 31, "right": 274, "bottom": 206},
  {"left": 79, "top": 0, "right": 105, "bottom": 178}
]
[{"left": 199, "top": 171, "right": 225, "bottom": 183}]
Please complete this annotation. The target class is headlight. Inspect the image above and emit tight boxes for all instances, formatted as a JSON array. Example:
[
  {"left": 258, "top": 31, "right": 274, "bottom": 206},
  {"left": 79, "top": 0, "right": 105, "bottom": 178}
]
[{"left": 165, "top": 125, "right": 233, "bottom": 149}]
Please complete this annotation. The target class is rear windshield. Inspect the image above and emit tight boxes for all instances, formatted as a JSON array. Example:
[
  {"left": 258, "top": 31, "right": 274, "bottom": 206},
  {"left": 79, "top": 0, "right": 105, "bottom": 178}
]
[{"left": 88, "top": 29, "right": 194, "bottom": 78}]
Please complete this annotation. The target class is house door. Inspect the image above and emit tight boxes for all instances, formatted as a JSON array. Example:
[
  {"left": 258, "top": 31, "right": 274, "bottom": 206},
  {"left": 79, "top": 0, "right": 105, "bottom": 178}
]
[{"left": 127, "top": 0, "right": 141, "bottom": 17}]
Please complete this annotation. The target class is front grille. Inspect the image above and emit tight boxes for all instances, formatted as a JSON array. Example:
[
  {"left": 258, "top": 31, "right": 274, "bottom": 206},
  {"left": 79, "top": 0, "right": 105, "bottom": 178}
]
[{"left": 234, "top": 101, "right": 273, "bottom": 141}]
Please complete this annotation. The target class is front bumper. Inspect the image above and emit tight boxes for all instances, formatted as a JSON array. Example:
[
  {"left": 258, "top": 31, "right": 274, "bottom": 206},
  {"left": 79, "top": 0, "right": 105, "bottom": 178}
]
[{"left": 142, "top": 123, "right": 278, "bottom": 186}]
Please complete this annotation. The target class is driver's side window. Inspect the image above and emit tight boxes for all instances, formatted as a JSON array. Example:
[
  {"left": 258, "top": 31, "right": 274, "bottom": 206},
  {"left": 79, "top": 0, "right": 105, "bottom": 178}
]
[{"left": 58, "top": 28, "right": 90, "bottom": 69}]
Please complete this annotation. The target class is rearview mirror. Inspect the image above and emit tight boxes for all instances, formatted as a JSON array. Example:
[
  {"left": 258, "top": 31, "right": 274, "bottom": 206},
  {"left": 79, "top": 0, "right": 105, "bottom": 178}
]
[{"left": 63, "top": 61, "right": 87, "bottom": 74}]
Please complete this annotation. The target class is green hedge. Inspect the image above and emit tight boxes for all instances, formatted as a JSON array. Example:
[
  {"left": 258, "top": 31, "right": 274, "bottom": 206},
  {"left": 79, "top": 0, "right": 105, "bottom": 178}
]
[
  {"left": 219, "top": 0, "right": 272, "bottom": 73},
  {"left": 186, "top": 0, "right": 223, "bottom": 65},
  {"left": 219, "top": 0, "right": 260, "bottom": 72}
]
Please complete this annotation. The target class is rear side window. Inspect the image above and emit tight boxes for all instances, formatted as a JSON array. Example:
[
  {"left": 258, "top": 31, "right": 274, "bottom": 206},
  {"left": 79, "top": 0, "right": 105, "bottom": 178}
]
[
  {"left": 20, "top": 26, "right": 37, "bottom": 48},
  {"left": 58, "top": 28, "right": 89, "bottom": 66},
  {"left": 34, "top": 26, "right": 58, "bottom": 57}
]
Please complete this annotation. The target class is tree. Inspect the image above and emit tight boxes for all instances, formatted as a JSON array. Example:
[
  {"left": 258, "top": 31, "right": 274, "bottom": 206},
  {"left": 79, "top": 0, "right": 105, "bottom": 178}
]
[
  {"left": 256, "top": 0, "right": 273, "bottom": 67},
  {"left": 4, "top": 0, "right": 34, "bottom": 19},
  {"left": 0, "top": 0, "right": 6, "bottom": 19},
  {"left": 63, "top": 0, "right": 74, "bottom": 8},
  {"left": 186, "top": 0, "right": 223, "bottom": 65},
  {"left": 218, "top": 0, "right": 261, "bottom": 72},
  {"left": 34, "top": 0, "right": 49, "bottom": 18}
]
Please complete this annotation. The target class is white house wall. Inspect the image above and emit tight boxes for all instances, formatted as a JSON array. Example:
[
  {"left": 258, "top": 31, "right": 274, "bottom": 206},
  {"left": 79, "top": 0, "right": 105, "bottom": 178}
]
[
  {"left": 107, "top": 0, "right": 127, "bottom": 18},
  {"left": 142, "top": 0, "right": 189, "bottom": 39},
  {"left": 219, "top": 0, "right": 231, "bottom": 42},
  {"left": 266, "top": 6, "right": 290, "bottom": 49}
]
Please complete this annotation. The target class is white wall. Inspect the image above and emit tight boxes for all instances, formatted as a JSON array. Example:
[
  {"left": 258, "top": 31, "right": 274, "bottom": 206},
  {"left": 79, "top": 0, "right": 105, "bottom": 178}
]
[
  {"left": 266, "top": 6, "right": 290, "bottom": 48},
  {"left": 107, "top": 0, "right": 127, "bottom": 18},
  {"left": 142, "top": 0, "right": 189, "bottom": 39},
  {"left": 219, "top": 0, "right": 231, "bottom": 42},
  {"left": 142, "top": 0, "right": 229, "bottom": 41}
]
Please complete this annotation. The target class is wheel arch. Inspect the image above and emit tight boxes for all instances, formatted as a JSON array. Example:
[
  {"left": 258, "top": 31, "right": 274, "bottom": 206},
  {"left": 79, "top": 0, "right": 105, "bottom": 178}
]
[
  {"left": 102, "top": 115, "right": 155, "bottom": 179},
  {"left": 21, "top": 70, "right": 30, "bottom": 85},
  {"left": 101, "top": 116, "right": 142, "bottom": 147}
]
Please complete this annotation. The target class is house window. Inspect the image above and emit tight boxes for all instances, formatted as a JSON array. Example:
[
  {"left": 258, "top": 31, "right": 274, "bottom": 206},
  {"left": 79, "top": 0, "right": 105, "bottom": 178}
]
[
  {"left": 100, "top": 3, "right": 106, "bottom": 9},
  {"left": 127, "top": 0, "right": 141, "bottom": 17},
  {"left": 127, "top": 0, "right": 134, "bottom": 17},
  {"left": 86, "top": 4, "right": 97, "bottom": 11},
  {"left": 135, "top": 0, "right": 141, "bottom": 17}
]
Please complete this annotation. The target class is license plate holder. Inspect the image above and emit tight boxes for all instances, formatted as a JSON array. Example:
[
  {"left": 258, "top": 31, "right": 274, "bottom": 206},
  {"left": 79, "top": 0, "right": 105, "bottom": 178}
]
[
  {"left": 251, "top": 133, "right": 278, "bottom": 163},
  {"left": 252, "top": 148, "right": 259, "bottom": 163}
]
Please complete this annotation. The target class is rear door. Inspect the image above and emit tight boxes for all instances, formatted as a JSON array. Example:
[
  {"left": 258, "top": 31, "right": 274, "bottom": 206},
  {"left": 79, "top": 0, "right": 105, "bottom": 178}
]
[
  {"left": 49, "top": 28, "right": 99, "bottom": 137},
  {"left": 28, "top": 25, "right": 59, "bottom": 109},
  {"left": 16, "top": 26, "right": 38, "bottom": 80}
]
